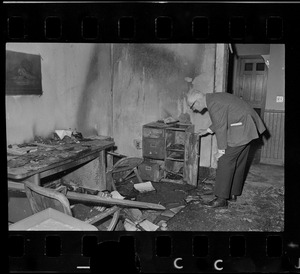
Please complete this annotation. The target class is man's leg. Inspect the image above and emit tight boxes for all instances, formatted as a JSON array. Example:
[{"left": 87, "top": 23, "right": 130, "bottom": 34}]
[
  {"left": 214, "top": 145, "right": 247, "bottom": 199},
  {"left": 230, "top": 144, "right": 251, "bottom": 196}
]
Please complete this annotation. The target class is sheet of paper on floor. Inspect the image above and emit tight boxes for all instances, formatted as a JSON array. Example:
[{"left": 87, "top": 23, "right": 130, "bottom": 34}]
[
  {"left": 169, "top": 205, "right": 185, "bottom": 214},
  {"left": 139, "top": 219, "right": 159, "bottom": 231},
  {"left": 161, "top": 209, "right": 176, "bottom": 218},
  {"left": 110, "top": 190, "right": 125, "bottom": 199},
  {"left": 133, "top": 181, "right": 156, "bottom": 193}
]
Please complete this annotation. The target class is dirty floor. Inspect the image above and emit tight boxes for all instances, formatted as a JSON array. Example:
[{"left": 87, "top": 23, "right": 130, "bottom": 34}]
[{"left": 116, "top": 163, "right": 284, "bottom": 232}]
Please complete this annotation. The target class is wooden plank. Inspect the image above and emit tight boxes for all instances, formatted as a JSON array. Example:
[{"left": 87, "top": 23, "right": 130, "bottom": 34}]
[
  {"left": 98, "top": 150, "right": 106, "bottom": 189},
  {"left": 85, "top": 206, "right": 119, "bottom": 225},
  {"left": 8, "top": 181, "right": 25, "bottom": 192},
  {"left": 184, "top": 132, "right": 199, "bottom": 186},
  {"left": 66, "top": 191, "right": 165, "bottom": 210}
]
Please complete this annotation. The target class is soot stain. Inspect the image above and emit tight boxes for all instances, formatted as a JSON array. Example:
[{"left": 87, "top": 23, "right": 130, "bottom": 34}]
[
  {"left": 127, "top": 44, "right": 184, "bottom": 80},
  {"left": 76, "top": 45, "right": 102, "bottom": 134}
]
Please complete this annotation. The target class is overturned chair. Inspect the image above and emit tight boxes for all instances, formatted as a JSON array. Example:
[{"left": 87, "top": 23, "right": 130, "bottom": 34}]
[
  {"left": 24, "top": 181, "right": 120, "bottom": 231},
  {"left": 106, "top": 154, "right": 144, "bottom": 191}
]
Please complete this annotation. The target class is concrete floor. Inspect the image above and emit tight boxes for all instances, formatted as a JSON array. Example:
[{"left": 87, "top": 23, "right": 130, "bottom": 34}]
[{"left": 133, "top": 163, "right": 284, "bottom": 231}]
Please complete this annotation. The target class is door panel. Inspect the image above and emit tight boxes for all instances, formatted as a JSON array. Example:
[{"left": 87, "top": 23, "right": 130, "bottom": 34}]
[
  {"left": 234, "top": 57, "right": 268, "bottom": 164},
  {"left": 236, "top": 58, "right": 267, "bottom": 112}
]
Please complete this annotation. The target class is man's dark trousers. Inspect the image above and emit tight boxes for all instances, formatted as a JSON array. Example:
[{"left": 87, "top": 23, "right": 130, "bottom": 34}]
[{"left": 214, "top": 144, "right": 251, "bottom": 199}]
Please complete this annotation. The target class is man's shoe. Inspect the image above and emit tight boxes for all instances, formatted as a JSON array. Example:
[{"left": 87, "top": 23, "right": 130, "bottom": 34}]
[
  {"left": 205, "top": 197, "right": 228, "bottom": 208},
  {"left": 228, "top": 195, "right": 237, "bottom": 202}
]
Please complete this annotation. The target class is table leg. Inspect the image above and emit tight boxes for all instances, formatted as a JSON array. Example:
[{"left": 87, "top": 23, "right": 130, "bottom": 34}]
[
  {"left": 107, "top": 151, "right": 114, "bottom": 171},
  {"left": 133, "top": 167, "right": 144, "bottom": 184},
  {"left": 99, "top": 150, "right": 107, "bottom": 190},
  {"left": 31, "top": 173, "right": 41, "bottom": 186}
]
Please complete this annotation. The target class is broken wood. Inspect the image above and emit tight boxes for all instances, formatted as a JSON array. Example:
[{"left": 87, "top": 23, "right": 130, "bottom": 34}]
[
  {"left": 66, "top": 191, "right": 165, "bottom": 210},
  {"left": 34, "top": 142, "right": 57, "bottom": 149},
  {"left": 85, "top": 205, "right": 119, "bottom": 225}
]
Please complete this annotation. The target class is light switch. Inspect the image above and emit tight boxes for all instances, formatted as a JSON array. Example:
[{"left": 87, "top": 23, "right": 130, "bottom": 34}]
[{"left": 276, "top": 96, "right": 284, "bottom": 103}]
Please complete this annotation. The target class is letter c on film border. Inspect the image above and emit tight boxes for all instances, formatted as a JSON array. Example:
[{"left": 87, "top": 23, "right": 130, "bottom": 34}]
[
  {"left": 214, "top": 259, "right": 223, "bottom": 271},
  {"left": 174, "top": 258, "right": 183, "bottom": 269}
]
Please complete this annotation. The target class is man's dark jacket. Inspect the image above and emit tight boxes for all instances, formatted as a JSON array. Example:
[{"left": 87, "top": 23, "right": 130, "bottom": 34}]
[{"left": 206, "top": 93, "right": 266, "bottom": 150}]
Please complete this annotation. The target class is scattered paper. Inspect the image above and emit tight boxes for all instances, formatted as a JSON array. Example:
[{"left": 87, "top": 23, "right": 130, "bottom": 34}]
[
  {"left": 124, "top": 219, "right": 138, "bottom": 231},
  {"left": 242, "top": 218, "right": 253, "bottom": 223},
  {"left": 157, "top": 220, "right": 167, "bottom": 227},
  {"left": 110, "top": 190, "right": 125, "bottom": 200},
  {"left": 139, "top": 219, "right": 159, "bottom": 231},
  {"left": 124, "top": 218, "right": 159, "bottom": 231},
  {"left": 128, "top": 208, "right": 143, "bottom": 221},
  {"left": 133, "top": 181, "right": 156, "bottom": 193},
  {"left": 7, "top": 146, "right": 37, "bottom": 155},
  {"left": 163, "top": 117, "right": 179, "bottom": 124},
  {"left": 169, "top": 205, "right": 185, "bottom": 214},
  {"left": 161, "top": 209, "right": 176, "bottom": 218},
  {"left": 55, "top": 130, "right": 72, "bottom": 140}
]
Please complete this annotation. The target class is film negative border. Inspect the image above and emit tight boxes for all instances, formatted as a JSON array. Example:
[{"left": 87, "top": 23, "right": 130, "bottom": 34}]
[
  {"left": 4, "top": 1, "right": 300, "bottom": 273},
  {"left": 3, "top": 2, "right": 293, "bottom": 43},
  {"left": 8, "top": 232, "right": 300, "bottom": 272}
]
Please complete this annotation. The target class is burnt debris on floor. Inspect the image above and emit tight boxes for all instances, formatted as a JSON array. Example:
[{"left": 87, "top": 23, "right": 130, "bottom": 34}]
[
  {"left": 8, "top": 130, "right": 284, "bottom": 231},
  {"left": 114, "top": 163, "right": 284, "bottom": 231}
]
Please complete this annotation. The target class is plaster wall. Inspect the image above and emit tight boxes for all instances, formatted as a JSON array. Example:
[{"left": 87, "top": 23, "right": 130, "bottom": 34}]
[
  {"left": 265, "top": 44, "right": 285, "bottom": 111},
  {"left": 6, "top": 43, "right": 113, "bottom": 145},
  {"left": 6, "top": 43, "right": 113, "bottom": 190},
  {"left": 112, "top": 44, "right": 218, "bottom": 167},
  {"left": 6, "top": 43, "right": 224, "bottom": 183}
]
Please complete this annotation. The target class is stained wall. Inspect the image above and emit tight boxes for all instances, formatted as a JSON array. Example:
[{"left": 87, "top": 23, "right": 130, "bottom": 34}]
[
  {"left": 6, "top": 43, "right": 225, "bottom": 188},
  {"left": 111, "top": 44, "right": 219, "bottom": 168}
]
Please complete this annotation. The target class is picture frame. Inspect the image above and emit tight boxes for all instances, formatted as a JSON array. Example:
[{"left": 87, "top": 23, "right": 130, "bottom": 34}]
[{"left": 6, "top": 50, "right": 42, "bottom": 96}]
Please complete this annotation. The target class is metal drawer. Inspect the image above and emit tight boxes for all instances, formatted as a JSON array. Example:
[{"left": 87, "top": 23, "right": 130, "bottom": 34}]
[
  {"left": 142, "top": 138, "right": 165, "bottom": 159},
  {"left": 143, "top": 127, "right": 165, "bottom": 138},
  {"left": 138, "top": 160, "right": 163, "bottom": 182}
]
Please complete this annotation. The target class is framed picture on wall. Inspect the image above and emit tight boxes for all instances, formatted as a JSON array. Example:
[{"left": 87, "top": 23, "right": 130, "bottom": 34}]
[{"left": 6, "top": 50, "right": 42, "bottom": 95}]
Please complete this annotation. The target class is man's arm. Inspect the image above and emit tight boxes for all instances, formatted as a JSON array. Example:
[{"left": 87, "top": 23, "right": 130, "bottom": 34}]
[{"left": 208, "top": 104, "right": 229, "bottom": 150}]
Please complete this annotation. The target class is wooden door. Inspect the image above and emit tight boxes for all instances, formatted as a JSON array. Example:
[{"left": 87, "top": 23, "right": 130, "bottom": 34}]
[
  {"left": 235, "top": 57, "right": 268, "bottom": 110},
  {"left": 234, "top": 56, "right": 268, "bottom": 164}
]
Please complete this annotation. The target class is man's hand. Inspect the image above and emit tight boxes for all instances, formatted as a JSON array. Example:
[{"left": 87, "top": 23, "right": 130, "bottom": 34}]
[{"left": 214, "top": 149, "right": 225, "bottom": 161}]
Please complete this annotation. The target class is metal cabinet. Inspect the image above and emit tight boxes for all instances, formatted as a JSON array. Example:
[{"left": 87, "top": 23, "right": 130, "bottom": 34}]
[
  {"left": 142, "top": 121, "right": 200, "bottom": 186},
  {"left": 142, "top": 122, "right": 168, "bottom": 160}
]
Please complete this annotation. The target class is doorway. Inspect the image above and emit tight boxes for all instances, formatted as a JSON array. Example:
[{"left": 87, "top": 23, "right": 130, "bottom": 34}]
[{"left": 233, "top": 56, "right": 268, "bottom": 164}]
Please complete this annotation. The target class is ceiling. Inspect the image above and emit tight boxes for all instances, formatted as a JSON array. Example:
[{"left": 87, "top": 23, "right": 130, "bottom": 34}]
[{"left": 234, "top": 44, "right": 270, "bottom": 56}]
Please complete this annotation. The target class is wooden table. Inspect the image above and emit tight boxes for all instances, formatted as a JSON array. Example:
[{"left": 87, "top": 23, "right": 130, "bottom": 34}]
[{"left": 7, "top": 139, "right": 115, "bottom": 189}]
